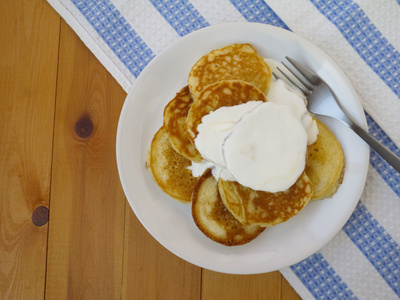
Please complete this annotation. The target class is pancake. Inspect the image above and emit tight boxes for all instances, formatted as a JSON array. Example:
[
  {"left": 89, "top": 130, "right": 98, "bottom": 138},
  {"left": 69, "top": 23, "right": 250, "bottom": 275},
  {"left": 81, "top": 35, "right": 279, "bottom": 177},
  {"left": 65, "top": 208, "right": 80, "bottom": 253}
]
[
  {"left": 218, "top": 172, "right": 313, "bottom": 227},
  {"left": 145, "top": 42, "right": 345, "bottom": 247},
  {"left": 186, "top": 80, "right": 267, "bottom": 144},
  {"left": 188, "top": 43, "right": 272, "bottom": 100},
  {"left": 163, "top": 86, "right": 202, "bottom": 162},
  {"left": 306, "top": 119, "right": 344, "bottom": 201},
  {"left": 192, "top": 169, "right": 265, "bottom": 246},
  {"left": 146, "top": 127, "right": 196, "bottom": 203}
]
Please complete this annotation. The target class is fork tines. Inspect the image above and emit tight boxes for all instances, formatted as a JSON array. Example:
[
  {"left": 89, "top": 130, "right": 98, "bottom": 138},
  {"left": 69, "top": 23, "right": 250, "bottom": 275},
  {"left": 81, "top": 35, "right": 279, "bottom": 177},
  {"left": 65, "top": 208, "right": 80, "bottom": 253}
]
[
  {"left": 276, "top": 68, "right": 310, "bottom": 97},
  {"left": 272, "top": 57, "right": 318, "bottom": 97}
]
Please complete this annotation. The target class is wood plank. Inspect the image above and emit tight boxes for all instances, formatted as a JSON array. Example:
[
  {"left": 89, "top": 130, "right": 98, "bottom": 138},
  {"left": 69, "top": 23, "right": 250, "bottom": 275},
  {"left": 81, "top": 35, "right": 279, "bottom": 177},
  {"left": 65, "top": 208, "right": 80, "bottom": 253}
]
[
  {"left": 201, "top": 270, "right": 281, "bottom": 300},
  {"left": 45, "top": 20, "right": 127, "bottom": 299},
  {"left": 122, "top": 207, "right": 202, "bottom": 299},
  {"left": 282, "top": 275, "right": 301, "bottom": 300},
  {"left": 0, "top": 0, "right": 60, "bottom": 298}
]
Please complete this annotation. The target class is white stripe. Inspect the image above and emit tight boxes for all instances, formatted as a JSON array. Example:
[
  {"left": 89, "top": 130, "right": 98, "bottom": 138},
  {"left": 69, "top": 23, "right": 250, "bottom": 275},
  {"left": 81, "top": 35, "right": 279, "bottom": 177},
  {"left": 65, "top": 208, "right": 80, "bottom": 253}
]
[
  {"left": 354, "top": 0, "right": 400, "bottom": 52},
  {"left": 190, "top": 0, "right": 246, "bottom": 24},
  {"left": 320, "top": 230, "right": 399, "bottom": 300},
  {"left": 47, "top": 0, "right": 135, "bottom": 92},
  {"left": 266, "top": 0, "right": 400, "bottom": 148},
  {"left": 111, "top": 0, "right": 180, "bottom": 55},
  {"left": 361, "top": 166, "right": 400, "bottom": 242}
]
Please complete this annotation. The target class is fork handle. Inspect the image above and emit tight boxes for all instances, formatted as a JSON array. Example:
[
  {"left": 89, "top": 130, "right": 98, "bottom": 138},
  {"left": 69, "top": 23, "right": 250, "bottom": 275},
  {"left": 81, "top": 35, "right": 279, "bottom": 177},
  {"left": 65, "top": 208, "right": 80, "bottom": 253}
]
[{"left": 350, "top": 122, "right": 400, "bottom": 173}]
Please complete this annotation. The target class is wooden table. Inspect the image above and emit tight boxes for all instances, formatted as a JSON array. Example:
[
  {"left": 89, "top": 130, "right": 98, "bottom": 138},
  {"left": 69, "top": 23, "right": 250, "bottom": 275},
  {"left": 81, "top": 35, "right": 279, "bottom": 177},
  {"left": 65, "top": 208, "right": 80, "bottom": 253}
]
[{"left": 0, "top": 1, "right": 301, "bottom": 299}]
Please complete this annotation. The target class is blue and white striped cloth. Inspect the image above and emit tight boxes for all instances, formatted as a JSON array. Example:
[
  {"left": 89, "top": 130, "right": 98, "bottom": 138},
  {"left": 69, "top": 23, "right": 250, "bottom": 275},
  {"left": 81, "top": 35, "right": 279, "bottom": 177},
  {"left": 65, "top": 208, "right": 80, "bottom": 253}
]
[{"left": 47, "top": 0, "right": 400, "bottom": 298}]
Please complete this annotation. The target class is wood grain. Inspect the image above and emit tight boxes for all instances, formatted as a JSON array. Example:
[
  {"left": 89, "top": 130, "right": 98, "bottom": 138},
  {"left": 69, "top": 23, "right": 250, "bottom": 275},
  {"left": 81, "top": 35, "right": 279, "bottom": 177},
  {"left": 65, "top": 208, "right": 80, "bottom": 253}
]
[
  {"left": 122, "top": 207, "right": 202, "bottom": 299},
  {"left": 44, "top": 21, "right": 127, "bottom": 299},
  {"left": 0, "top": 0, "right": 60, "bottom": 298},
  {"left": 201, "top": 270, "right": 281, "bottom": 300}
]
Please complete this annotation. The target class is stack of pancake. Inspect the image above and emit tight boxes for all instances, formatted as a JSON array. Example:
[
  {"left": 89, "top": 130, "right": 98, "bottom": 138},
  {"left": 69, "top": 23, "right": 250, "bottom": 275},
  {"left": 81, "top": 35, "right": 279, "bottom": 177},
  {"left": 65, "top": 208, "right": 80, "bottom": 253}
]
[{"left": 146, "top": 44, "right": 344, "bottom": 246}]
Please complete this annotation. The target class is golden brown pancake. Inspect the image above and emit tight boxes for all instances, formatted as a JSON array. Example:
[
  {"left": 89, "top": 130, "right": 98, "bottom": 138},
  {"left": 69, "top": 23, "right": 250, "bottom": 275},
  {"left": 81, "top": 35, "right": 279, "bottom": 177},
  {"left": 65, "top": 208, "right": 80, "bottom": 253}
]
[
  {"left": 186, "top": 80, "right": 266, "bottom": 144},
  {"left": 192, "top": 170, "right": 265, "bottom": 246},
  {"left": 146, "top": 127, "right": 196, "bottom": 203},
  {"left": 145, "top": 42, "right": 345, "bottom": 246},
  {"left": 188, "top": 43, "right": 272, "bottom": 99},
  {"left": 218, "top": 172, "right": 313, "bottom": 227},
  {"left": 306, "top": 119, "right": 344, "bottom": 201},
  {"left": 163, "top": 86, "right": 202, "bottom": 162}
]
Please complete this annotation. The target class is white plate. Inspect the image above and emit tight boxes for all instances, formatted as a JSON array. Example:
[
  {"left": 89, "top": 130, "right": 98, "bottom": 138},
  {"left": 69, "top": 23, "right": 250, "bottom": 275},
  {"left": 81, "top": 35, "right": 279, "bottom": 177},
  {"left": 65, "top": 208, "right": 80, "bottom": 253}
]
[{"left": 116, "top": 23, "right": 369, "bottom": 274}]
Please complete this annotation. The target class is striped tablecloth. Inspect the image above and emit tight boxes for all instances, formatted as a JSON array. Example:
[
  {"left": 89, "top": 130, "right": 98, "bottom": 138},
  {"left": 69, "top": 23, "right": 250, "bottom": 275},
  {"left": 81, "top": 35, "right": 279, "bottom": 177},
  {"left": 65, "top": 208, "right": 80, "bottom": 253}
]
[{"left": 47, "top": 0, "right": 400, "bottom": 299}]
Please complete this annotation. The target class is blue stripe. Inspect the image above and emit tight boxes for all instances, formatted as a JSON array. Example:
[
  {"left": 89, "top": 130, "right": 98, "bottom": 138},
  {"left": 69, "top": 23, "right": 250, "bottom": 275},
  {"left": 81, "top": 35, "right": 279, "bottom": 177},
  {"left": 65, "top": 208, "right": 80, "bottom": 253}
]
[
  {"left": 343, "top": 202, "right": 400, "bottom": 296},
  {"left": 311, "top": 0, "right": 400, "bottom": 99},
  {"left": 290, "top": 252, "right": 357, "bottom": 299},
  {"left": 150, "top": 0, "right": 209, "bottom": 36},
  {"left": 366, "top": 113, "right": 400, "bottom": 197},
  {"left": 71, "top": 0, "right": 154, "bottom": 78},
  {"left": 229, "top": 0, "right": 290, "bottom": 29}
]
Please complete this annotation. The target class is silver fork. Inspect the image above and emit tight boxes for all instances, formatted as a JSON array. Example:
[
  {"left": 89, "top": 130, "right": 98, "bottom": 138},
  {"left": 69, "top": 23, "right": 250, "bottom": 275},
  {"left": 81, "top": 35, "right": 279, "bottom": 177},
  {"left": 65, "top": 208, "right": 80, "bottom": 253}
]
[{"left": 274, "top": 56, "right": 400, "bottom": 173}]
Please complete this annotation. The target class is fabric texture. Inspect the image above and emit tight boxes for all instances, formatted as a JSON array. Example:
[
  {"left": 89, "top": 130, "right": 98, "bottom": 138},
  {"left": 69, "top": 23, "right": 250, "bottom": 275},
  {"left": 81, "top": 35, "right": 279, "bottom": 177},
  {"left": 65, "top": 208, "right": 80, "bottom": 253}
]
[{"left": 47, "top": 0, "right": 400, "bottom": 298}]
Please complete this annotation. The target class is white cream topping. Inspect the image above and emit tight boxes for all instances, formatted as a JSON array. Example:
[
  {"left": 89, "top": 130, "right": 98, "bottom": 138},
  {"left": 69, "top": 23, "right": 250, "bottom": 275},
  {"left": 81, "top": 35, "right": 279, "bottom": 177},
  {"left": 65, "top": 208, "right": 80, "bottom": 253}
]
[
  {"left": 194, "top": 101, "right": 262, "bottom": 169},
  {"left": 268, "top": 79, "right": 318, "bottom": 145},
  {"left": 265, "top": 58, "right": 318, "bottom": 145},
  {"left": 223, "top": 102, "right": 308, "bottom": 192},
  {"left": 189, "top": 59, "right": 319, "bottom": 193}
]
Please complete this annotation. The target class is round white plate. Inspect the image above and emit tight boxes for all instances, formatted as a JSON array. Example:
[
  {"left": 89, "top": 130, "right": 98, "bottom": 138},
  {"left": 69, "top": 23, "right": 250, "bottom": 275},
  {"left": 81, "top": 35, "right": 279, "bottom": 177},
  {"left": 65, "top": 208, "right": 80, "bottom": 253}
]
[{"left": 116, "top": 23, "right": 369, "bottom": 274}]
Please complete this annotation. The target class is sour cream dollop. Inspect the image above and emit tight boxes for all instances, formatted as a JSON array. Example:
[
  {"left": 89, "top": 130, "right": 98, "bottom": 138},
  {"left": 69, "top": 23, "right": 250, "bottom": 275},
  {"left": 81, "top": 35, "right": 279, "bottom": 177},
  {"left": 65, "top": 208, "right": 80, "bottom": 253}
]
[{"left": 189, "top": 68, "right": 318, "bottom": 193}]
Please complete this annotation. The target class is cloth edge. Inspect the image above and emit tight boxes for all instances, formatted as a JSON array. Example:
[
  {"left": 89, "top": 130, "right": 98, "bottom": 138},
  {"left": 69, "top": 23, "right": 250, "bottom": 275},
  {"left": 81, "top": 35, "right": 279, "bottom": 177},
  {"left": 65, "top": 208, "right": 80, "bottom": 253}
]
[
  {"left": 46, "top": 0, "right": 132, "bottom": 93},
  {"left": 280, "top": 267, "right": 315, "bottom": 300}
]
